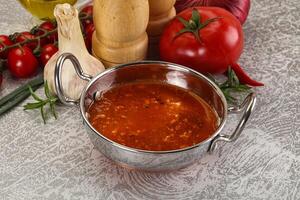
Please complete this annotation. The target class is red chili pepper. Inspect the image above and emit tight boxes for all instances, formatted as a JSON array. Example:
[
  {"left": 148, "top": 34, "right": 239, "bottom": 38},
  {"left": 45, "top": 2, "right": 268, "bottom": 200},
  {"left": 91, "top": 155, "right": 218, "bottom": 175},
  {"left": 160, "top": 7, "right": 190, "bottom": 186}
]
[{"left": 231, "top": 63, "right": 264, "bottom": 86}]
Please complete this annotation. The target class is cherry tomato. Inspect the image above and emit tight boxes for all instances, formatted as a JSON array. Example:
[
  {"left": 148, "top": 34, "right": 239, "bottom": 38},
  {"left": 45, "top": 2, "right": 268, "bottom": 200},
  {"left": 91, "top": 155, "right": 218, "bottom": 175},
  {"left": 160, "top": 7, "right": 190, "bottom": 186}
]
[
  {"left": 84, "top": 23, "right": 95, "bottom": 52},
  {"left": 15, "top": 32, "right": 37, "bottom": 50},
  {"left": 39, "top": 44, "right": 58, "bottom": 66},
  {"left": 0, "top": 35, "right": 13, "bottom": 59},
  {"left": 80, "top": 5, "right": 93, "bottom": 27},
  {"left": 7, "top": 47, "right": 38, "bottom": 78},
  {"left": 36, "top": 21, "right": 58, "bottom": 43},
  {"left": 160, "top": 7, "right": 244, "bottom": 75}
]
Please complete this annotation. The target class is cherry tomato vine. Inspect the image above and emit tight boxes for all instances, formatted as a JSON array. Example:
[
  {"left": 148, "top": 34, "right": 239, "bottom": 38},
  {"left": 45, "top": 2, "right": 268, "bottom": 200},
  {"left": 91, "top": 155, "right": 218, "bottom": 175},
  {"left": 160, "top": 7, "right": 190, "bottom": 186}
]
[{"left": 0, "top": 6, "right": 94, "bottom": 87}]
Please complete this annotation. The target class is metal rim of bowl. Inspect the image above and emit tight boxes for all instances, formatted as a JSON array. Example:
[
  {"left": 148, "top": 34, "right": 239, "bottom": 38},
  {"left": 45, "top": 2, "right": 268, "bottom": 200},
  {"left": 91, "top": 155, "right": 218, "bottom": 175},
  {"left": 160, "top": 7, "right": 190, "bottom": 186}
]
[{"left": 79, "top": 60, "right": 228, "bottom": 155}]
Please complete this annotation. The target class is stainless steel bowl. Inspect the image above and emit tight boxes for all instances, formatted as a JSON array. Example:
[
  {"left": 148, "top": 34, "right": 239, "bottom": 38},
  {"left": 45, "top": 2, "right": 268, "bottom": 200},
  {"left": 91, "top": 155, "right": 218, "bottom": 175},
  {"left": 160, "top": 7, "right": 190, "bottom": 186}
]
[{"left": 54, "top": 53, "right": 256, "bottom": 172}]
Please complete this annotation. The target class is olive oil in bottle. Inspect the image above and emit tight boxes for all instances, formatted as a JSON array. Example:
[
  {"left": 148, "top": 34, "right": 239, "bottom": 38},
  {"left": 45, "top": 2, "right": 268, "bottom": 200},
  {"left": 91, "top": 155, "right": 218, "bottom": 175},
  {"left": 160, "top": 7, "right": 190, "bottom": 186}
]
[{"left": 18, "top": 0, "right": 77, "bottom": 19}]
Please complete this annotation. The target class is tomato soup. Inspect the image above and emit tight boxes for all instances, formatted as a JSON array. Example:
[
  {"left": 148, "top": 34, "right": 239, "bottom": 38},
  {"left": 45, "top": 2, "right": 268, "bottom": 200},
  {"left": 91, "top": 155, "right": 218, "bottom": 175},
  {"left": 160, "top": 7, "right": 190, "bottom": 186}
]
[{"left": 87, "top": 82, "right": 218, "bottom": 151}]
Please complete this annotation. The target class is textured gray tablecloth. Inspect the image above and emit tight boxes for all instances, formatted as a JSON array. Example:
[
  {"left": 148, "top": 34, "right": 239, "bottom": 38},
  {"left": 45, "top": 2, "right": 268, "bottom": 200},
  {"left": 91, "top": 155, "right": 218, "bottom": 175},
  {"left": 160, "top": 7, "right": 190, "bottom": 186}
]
[{"left": 0, "top": 0, "right": 299, "bottom": 199}]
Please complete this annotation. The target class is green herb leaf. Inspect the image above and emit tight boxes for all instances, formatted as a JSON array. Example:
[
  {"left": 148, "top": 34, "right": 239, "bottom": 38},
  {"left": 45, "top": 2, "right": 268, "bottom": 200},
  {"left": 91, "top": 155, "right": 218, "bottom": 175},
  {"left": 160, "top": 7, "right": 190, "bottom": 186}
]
[
  {"left": 29, "top": 86, "right": 43, "bottom": 102},
  {"left": 23, "top": 81, "right": 58, "bottom": 124},
  {"left": 44, "top": 81, "right": 51, "bottom": 99},
  {"left": 40, "top": 106, "right": 46, "bottom": 124},
  {"left": 208, "top": 67, "right": 252, "bottom": 104},
  {"left": 50, "top": 103, "right": 57, "bottom": 119},
  {"left": 24, "top": 101, "right": 46, "bottom": 110}
]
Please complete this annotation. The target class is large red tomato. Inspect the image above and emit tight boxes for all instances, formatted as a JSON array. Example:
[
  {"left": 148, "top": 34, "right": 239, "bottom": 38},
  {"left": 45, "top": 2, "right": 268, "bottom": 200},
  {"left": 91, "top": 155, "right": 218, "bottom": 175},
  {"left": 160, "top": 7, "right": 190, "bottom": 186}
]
[{"left": 160, "top": 7, "right": 243, "bottom": 74}]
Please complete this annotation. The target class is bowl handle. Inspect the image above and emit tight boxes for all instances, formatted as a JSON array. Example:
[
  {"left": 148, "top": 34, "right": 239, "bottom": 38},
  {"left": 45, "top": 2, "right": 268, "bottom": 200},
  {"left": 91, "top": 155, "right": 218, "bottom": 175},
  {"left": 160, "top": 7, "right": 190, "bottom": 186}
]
[
  {"left": 54, "top": 53, "right": 93, "bottom": 106},
  {"left": 208, "top": 92, "right": 257, "bottom": 153}
]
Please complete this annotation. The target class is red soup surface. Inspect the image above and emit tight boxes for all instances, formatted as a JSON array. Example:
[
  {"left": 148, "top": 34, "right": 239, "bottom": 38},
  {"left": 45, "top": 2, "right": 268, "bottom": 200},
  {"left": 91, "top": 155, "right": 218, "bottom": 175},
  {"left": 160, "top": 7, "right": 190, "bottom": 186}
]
[{"left": 87, "top": 82, "right": 218, "bottom": 151}]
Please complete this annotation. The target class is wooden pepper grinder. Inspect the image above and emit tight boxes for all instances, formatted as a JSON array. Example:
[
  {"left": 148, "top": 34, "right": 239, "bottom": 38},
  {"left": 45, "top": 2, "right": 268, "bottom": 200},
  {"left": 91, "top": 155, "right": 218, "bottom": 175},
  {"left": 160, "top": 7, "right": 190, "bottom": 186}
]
[
  {"left": 92, "top": 0, "right": 149, "bottom": 67},
  {"left": 147, "top": 0, "right": 176, "bottom": 59}
]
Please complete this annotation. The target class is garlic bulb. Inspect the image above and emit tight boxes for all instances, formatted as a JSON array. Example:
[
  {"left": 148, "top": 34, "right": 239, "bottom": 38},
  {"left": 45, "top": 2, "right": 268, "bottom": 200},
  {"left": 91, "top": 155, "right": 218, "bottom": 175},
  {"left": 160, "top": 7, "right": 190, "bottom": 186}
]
[{"left": 44, "top": 3, "right": 105, "bottom": 100}]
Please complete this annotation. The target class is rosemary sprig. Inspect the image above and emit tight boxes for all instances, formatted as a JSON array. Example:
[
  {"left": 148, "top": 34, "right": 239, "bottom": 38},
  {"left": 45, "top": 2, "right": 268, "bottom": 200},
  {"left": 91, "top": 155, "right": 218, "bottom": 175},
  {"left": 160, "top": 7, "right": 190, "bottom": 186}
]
[
  {"left": 209, "top": 67, "right": 251, "bottom": 104},
  {"left": 24, "top": 81, "right": 58, "bottom": 124}
]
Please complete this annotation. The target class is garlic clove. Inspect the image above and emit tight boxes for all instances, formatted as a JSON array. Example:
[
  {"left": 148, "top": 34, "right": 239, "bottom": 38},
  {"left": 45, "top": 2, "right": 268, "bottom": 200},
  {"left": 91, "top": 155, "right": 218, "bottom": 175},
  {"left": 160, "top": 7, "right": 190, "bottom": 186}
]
[{"left": 44, "top": 3, "right": 105, "bottom": 100}]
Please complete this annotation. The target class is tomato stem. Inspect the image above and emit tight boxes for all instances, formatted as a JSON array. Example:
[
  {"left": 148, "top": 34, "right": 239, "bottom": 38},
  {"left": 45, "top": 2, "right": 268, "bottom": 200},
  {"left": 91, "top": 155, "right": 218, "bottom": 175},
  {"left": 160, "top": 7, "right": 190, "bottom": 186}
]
[
  {"left": 0, "top": 14, "right": 92, "bottom": 55},
  {"left": 176, "top": 8, "right": 221, "bottom": 42},
  {"left": 1, "top": 29, "right": 57, "bottom": 55}
]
